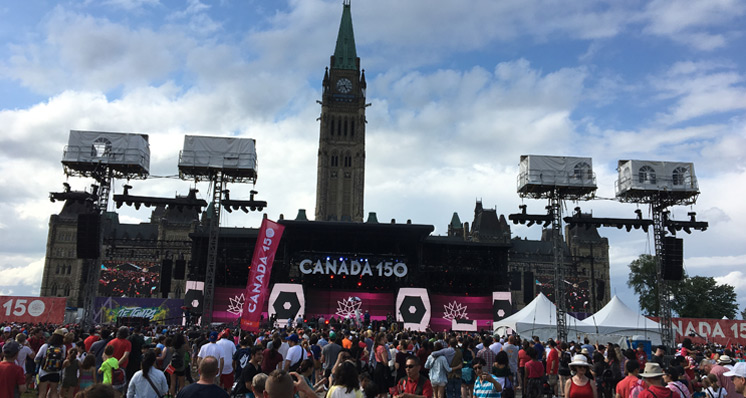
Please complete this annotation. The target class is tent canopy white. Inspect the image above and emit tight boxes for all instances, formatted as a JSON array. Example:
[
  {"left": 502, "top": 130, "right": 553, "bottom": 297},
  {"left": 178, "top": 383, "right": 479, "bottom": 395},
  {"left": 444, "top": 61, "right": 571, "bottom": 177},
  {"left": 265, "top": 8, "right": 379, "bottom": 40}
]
[
  {"left": 580, "top": 295, "right": 662, "bottom": 344},
  {"left": 494, "top": 293, "right": 586, "bottom": 341}
]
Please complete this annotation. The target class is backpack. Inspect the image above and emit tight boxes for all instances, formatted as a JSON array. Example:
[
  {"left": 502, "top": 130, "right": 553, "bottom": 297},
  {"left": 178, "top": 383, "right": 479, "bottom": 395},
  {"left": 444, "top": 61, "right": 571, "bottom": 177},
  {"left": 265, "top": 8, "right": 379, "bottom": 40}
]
[
  {"left": 42, "top": 345, "right": 64, "bottom": 372},
  {"left": 171, "top": 349, "right": 184, "bottom": 370},
  {"left": 601, "top": 368, "right": 614, "bottom": 388},
  {"left": 629, "top": 378, "right": 646, "bottom": 398},
  {"left": 111, "top": 368, "right": 126, "bottom": 388}
]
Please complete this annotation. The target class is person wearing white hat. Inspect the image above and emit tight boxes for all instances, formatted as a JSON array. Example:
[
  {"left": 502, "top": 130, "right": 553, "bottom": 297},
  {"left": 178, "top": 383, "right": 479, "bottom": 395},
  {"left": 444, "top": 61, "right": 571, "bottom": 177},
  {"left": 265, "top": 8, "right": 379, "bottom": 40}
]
[
  {"left": 724, "top": 362, "right": 746, "bottom": 395},
  {"left": 564, "top": 354, "right": 597, "bottom": 398},
  {"left": 637, "top": 363, "right": 669, "bottom": 398},
  {"left": 702, "top": 358, "right": 743, "bottom": 398}
]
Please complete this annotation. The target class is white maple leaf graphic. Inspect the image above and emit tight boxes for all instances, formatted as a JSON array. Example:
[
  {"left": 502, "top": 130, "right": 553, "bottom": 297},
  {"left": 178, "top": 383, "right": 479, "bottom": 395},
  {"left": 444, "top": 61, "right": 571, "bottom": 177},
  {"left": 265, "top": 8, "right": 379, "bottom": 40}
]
[
  {"left": 443, "top": 301, "right": 468, "bottom": 320},
  {"left": 336, "top": 297, "right": 362, "bottom": 319},
  {"left": 227, "top": 294, "right": 245, "bottom": 316}
]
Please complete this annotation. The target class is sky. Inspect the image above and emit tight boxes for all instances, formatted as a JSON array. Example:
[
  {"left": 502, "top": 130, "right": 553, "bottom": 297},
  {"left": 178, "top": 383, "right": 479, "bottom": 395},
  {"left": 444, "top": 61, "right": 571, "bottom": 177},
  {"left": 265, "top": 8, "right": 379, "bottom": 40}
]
[{"left": 1, "top": 0, "right": 745, "bottom": 317}]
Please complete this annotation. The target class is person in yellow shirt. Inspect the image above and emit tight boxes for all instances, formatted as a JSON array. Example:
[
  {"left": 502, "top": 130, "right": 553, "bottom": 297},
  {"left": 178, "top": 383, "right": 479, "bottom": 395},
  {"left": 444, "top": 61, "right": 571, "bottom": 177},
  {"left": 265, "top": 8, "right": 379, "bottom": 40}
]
[{"left": 98, "top": 345, "right": 119, "bottom": 384}]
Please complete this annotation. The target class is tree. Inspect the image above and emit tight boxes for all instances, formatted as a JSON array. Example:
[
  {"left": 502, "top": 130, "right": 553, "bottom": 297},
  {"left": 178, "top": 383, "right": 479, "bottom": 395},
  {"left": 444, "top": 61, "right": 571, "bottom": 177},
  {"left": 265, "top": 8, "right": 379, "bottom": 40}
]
[
  {"left": 673, "top": 276, "right": 738, "bottom": 319},
  {"left": 627, "top": 254, "right": 738, "bottom": 319},
  {"left": 627, "top": 254, "right": 683, "bottom": 316}
]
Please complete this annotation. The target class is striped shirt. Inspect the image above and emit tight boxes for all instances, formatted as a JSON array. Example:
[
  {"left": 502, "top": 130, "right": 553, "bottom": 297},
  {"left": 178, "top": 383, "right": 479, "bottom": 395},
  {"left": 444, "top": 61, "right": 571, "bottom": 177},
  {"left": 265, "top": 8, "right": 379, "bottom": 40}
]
[{"left": 474, "top": 374, "right": 502, "bottom": 398}]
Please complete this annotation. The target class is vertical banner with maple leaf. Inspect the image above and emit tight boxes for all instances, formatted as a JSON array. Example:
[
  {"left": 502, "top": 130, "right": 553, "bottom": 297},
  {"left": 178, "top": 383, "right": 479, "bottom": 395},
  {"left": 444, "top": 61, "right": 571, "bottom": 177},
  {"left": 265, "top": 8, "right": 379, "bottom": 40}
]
[{"left": 240, "top": 218, "right": 285, "bottom": 331}]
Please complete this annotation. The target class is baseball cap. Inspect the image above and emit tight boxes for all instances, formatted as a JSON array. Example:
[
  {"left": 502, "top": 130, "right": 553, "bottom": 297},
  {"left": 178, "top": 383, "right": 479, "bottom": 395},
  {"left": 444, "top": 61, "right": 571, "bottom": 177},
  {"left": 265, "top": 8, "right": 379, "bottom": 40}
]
[
  {"left": 286, "top": 334, "right": 299, "bottom": 343},
  {"left": 2, "top": 340, "right": 20, "bottom": 356},
  {"left": 3, "top": 326, "right": 10, "bottom": 333},
  {"left": 209, "top": 331, "right": 218, "bottom": 341},
  {"left": 724, "top": 362, "right": 746, "bottom": 378}
]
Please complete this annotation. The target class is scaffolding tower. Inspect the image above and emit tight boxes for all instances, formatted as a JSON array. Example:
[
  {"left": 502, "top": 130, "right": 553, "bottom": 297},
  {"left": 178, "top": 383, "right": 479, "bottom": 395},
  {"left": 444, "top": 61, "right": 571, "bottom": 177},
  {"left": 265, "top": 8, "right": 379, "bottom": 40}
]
[
  {"left": 517, "top": 155, "right": 596, "bottom": 341},
  {"left": 178, "top": 135, "right": 258, "bottom": 325},
  {"left": 60, "top": 130, "right": 150, "bottom": 328}
]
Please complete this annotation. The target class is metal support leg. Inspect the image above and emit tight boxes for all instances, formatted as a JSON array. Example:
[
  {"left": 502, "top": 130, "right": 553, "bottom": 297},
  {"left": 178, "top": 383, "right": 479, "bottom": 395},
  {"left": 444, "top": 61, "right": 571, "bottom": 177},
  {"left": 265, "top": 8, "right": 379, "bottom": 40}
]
[
  {"left": 552, "top": 193, "right": 567, "bottom": 342},
  {"left": 202, "top": 172, "right": 223, "bottom": 325},
  {"left": 653, "top": 201, "right": 674, "bottom": 350},
  {"left": 82, "top": 171, "right": 111, "bottom": 329}
]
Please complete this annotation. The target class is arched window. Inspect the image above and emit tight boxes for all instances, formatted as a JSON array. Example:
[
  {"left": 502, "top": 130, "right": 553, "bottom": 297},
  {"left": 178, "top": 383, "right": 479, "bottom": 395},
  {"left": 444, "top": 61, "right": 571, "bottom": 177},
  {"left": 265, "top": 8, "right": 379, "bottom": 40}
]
[
  {"left": 50, "top": 283, "right": 58, "bottom": 296},
  {"left": 329, "top": 116, "right": 335, "bottom": 136},
  {"left": 350, "top": 120, "right": 355, "bottom": 138},
  {"left": 55, "top": 265, "right": 61, "bottom": 274},
  {"left": 638, "top": 166, "right": 656, "bottom": 184},
  {"left": 344, "top": 153, "right": 352, "bottom": 167},
  {"left": 63, "top": 284, "right": 71, "bottom": 296},
  {"left": 67, "top": 264, "right": 72, "bottom": 274},
  {"left": 672, "top": 166, "right": 690, "bottom": 186},
  {"left": 573, "top": 162, "right": 592, "bottom": 180},
  {"left": 331, "top": 154, "right": 339, "bottom": 167}
]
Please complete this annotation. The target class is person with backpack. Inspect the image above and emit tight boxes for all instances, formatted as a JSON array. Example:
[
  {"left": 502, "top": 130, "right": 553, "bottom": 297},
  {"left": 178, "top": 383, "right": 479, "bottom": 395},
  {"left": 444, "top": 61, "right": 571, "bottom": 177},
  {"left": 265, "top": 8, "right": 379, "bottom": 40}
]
[
  {"left": 35, "top": 328, "right": 67, "bottom": 398},
  {"left": 99, "top": 345, "right": 120, "bottom": 385},
  {"left": 615, "top": 360, "right": 642, "bottom": 398},
  {"left": 665, "top": 368, "right": 692, "bottom": 398},
  {"left": 393, "top": 355, "right": 433, "bottom": 398},
  {"left": 638, "top": 363, "right": 672, "bottom": 398},
  {"left": 126, "top": 350, "right": 169, "bottom": 398},
  {"left": 592, "top": 352, "right": 612, "bottom": 398}
]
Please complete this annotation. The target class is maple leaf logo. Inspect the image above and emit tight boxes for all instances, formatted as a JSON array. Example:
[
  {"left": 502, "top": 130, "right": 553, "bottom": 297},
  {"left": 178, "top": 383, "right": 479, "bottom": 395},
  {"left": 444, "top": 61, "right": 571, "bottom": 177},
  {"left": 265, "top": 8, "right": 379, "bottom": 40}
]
[
  {"left": 227, "top": 293, "right": 245, "bottom": 316},
  {"left": 443, "top": 301, "right": 468, "bottom": 320},
  {"left": 336, "top": 296, "right": 362, "bottom": 319}
]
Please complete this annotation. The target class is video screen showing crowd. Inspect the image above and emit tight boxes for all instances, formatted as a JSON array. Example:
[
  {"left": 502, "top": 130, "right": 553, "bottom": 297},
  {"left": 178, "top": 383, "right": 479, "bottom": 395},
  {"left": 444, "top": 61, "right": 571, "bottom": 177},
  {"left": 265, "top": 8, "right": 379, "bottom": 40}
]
[{"left": 98, "top": 260, "right": 161, "bottom": 297}]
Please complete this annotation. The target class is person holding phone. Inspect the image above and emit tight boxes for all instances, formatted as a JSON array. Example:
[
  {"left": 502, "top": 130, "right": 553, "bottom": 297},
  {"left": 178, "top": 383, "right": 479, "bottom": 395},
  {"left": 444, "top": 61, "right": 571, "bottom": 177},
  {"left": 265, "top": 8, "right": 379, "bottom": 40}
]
[{"left": 473, "top": 357, "right": 503, "bottom": 398}]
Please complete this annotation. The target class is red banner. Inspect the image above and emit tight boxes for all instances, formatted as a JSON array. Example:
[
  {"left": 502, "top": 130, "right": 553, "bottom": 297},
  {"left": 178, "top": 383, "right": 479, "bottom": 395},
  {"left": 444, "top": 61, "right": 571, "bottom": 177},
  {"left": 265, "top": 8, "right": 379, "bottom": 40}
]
[
  {"left": 240, "top": 219, "right": 284, "bottom": 331},
  {"left": 651, "top": 317, "right": 746, "bottom": 346},
  {"left": 0, "top": 296, "right": 67, "bottom": 324}
]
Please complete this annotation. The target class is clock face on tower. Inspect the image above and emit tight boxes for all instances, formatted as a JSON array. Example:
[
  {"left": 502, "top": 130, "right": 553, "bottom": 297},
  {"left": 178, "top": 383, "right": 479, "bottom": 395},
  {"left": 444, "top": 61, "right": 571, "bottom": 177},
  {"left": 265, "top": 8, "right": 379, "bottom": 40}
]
[{"left": 336, "top": 78, "right": 352, "bottom": 94}]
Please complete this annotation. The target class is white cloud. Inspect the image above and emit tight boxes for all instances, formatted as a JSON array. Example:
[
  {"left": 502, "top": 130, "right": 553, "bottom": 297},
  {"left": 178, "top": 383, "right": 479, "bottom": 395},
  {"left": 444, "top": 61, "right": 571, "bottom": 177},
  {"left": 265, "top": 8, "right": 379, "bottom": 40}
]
[{"left": 0, "top": 255, "right": 44, "bottom": 290}]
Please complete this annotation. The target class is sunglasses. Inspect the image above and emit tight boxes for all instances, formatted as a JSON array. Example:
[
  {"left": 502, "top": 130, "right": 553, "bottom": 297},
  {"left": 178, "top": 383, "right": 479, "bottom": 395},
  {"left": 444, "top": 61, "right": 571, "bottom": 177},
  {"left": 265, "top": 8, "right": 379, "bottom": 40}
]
[{"left": 405, "top": 365, "right": 418, "bottom": 369}]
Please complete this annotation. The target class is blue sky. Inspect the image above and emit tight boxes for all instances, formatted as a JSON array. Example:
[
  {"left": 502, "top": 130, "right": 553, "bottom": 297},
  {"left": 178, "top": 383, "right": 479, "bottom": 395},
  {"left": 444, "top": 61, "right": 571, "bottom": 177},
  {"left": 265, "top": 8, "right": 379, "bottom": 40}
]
[{"left": 1, "top": 0, "right": 745, "bottom": 316}]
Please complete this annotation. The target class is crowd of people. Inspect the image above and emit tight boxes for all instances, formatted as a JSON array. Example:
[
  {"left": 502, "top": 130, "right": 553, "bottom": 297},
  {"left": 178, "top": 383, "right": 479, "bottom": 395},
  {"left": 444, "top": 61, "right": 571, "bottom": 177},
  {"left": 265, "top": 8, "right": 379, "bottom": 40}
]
[{"left": 2, "top": 320, "right": 746, "bottom": 398}]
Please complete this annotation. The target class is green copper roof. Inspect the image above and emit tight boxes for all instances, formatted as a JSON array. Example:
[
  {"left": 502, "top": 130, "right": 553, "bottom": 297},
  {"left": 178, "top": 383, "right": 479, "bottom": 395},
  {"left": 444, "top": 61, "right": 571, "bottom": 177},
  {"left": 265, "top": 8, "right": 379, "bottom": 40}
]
[
  {"left": 450, "top": 212, "right": 463, "bottom": 229},
  {"left": 333, "top": 1, "right": 358, "bottom": 70}
]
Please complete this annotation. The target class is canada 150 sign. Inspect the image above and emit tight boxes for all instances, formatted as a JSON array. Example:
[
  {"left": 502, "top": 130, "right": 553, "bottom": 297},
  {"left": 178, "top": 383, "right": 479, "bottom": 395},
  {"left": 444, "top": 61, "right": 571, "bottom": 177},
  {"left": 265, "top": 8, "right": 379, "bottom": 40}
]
[{"left": 299, "top": 258, "right": 408, "bottom": 278}]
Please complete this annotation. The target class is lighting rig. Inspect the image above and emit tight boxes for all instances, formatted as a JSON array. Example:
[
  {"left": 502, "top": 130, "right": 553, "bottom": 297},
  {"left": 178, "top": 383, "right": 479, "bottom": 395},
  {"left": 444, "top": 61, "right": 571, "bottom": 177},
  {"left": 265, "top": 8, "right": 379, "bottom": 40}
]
[
  {"left": 564, "top": 208, "right": 653, "bottom": 232},
  {"left": 508, "top": 205, "right": 553, "bottom": 227},
  {"left": 222, "top": 189, "right": 267, "bottom": 213},
  {"left": 113, "top": 185, "right": 208, "bottom": 212},
  {"left": 663, "top": 211, "right": 708, "bottom": 235}
]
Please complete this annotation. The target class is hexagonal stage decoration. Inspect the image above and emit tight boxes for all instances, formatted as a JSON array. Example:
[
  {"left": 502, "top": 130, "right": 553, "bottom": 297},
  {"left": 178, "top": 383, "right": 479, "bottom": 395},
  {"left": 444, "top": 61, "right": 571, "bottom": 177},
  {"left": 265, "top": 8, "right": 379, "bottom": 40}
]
[
  {"left": 268, "top": 283, "right": 305, "bottom": 328},
  {"left": 395, "top": 288, "right": 430, "bottom": 331}
]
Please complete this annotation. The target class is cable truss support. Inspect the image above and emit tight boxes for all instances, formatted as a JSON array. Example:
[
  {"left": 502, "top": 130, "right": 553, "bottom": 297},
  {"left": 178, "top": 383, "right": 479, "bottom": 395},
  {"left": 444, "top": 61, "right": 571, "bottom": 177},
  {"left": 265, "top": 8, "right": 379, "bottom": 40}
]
[
  {"left": 551, "top": 192, "right": 567, "bottom": 342},
  {"left": 202, "top": 172, "right": 224, "bottom": 325},
  {"left": 652, "top": 199, "right": 675, "bottom": 350},
  {"left": 82, "top": 170, "right": 112, "bottom": 329}
]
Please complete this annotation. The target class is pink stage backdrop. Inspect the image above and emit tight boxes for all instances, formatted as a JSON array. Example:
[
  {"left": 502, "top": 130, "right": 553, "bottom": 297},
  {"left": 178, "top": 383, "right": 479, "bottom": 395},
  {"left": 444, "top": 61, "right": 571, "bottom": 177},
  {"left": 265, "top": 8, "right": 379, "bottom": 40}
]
[
  {"left": 213, "top": 286, "right": 494, "bottom": 331},
  {"left": 214, "top": 286, "right": 269, "bottom": 324},
  {"left": 305, "top": 290, "right": 395, "bottom": 321},
  {"left": 430, "top": 294, "right": 493, "bottom": 332}
]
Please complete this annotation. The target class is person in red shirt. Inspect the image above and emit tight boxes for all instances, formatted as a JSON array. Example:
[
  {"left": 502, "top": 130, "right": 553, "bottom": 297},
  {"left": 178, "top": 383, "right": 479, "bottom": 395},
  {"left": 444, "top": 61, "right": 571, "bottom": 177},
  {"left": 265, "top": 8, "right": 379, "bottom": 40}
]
[
  {"left": 638, "top": 363, "right": 669, "bottom": 398},
  {"left": 28, "top": 328, "right": 44, "bottom": 353},
  {"left": 636, "top": 344, "right": 647, "bottom": 372},
  {"left": 395, "top": 355, "right": 433, "bottom": 398},
  {"left": 84, "top": 327, "right": 100, "bottom": 352},
  {"left": 0, "top": 341, "right": 27, "bottom": 398},
  {"left": 106, "top": 326, "right": 132, "bottom": 369},
  {"left": 525, "top": 347, "right": 546, "bottom": 398},
  {"left": 547, "top": 340, "right": 560, "bottom": 397},
  {"left": 615, "top": 360, "right": 642, "bottom": 398}
]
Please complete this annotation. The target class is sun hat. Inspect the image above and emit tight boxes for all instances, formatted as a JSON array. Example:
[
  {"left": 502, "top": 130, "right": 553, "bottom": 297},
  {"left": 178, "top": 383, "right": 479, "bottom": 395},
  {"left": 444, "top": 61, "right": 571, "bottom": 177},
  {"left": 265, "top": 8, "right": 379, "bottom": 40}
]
[
  {"left": 718, "top": 355, "right": 733, "bottom": 365},
  {"left": 581, "top": 348, "right": 589, "bottom": 355},
  {"left": 640, "top": 362, "right": 665, "bottom": 378},
  {"left": 724, "top": 362, "right": 746, "bottom": 378},
  {"left": 53, "top": 328, "right": 66, "bottom": 336},
  {"left": 569, "top": 354, "right": 591, "bottom": 367}
]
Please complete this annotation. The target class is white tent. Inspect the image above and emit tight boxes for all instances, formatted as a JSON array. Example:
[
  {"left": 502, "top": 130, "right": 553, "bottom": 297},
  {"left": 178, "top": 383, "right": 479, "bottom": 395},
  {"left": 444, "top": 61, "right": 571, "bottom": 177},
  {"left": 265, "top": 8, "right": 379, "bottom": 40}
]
[
  {"left": 494, "top": 293, "right": 587, "bottom": 341},
  {"left": 580, "top": 295, "right": 662, "bottom": 344}
]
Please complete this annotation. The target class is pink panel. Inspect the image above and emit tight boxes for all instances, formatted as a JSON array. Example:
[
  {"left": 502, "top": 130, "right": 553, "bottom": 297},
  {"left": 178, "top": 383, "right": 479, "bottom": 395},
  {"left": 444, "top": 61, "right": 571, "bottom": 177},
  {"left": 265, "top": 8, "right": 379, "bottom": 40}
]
[
  {"left": 430, "top": 294, "right": 493, "bottom": 332},
  {"left": 213, "top": 286, "right": 269, "bottom": 324},
  {"left": 305, "top": 290, "right": 395, "bottom": 321}
]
